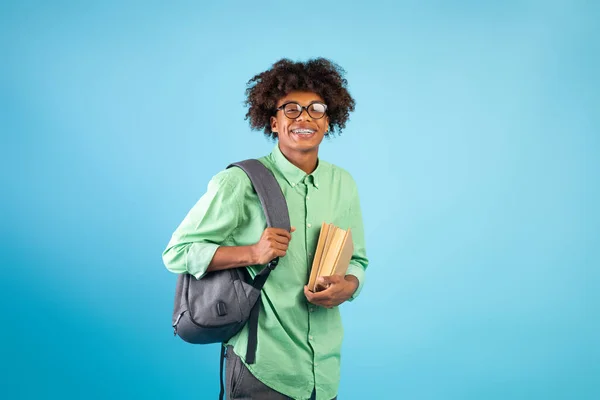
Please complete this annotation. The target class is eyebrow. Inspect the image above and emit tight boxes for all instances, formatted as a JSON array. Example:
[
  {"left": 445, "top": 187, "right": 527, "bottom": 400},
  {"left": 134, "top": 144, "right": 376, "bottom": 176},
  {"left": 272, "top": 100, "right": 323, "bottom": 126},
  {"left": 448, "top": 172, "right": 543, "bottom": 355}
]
[{"left": 279, "top": 100, "right": 324, "bottom": 107}]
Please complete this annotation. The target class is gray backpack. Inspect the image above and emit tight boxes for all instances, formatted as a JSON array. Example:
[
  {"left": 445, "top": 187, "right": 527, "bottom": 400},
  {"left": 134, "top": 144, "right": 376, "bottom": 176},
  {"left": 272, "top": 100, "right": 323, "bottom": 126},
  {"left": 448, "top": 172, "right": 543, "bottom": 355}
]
[{"left": 171, "top": 159, "right": 290, "bottom": 398}]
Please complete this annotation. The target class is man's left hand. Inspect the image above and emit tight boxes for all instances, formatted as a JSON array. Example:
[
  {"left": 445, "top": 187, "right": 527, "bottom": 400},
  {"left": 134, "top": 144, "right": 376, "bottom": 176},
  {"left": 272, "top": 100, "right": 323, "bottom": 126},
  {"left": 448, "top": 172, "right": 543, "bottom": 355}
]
[{"left": 304, "top": 275, "right": 359, "bottom": 308}]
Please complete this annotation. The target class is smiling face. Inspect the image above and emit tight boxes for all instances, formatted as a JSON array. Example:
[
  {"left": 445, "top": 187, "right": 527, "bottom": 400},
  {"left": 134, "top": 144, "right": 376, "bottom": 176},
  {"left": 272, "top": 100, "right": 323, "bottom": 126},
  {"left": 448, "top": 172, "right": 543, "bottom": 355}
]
[{"left": 270, "top": 91, "right": 329, "bottom": 155}]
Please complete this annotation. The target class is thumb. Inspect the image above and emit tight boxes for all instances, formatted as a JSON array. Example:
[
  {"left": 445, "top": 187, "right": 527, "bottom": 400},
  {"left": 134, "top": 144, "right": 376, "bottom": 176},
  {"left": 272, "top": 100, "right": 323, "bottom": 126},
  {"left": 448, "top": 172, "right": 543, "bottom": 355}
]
[
  {"left": 318, "top": 275, "right": 337, "bottom": 285},
  {"left": 290, "top": 226, "right": 296, "bottom": 233}
]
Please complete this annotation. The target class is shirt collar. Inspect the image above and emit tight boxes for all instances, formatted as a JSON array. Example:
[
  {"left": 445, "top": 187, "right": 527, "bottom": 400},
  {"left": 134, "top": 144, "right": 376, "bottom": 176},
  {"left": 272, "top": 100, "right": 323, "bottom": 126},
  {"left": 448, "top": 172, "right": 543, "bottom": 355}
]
[{"left": 270, "top": 144, "right": 321, "bottom": 189}]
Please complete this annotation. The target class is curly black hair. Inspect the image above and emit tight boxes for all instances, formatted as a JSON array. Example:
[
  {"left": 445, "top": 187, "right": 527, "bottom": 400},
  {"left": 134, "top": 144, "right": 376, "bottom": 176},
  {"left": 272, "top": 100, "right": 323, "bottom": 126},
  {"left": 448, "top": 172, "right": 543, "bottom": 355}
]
[{"left": 244, "top": 58, "right": 356, "bottom": 139}]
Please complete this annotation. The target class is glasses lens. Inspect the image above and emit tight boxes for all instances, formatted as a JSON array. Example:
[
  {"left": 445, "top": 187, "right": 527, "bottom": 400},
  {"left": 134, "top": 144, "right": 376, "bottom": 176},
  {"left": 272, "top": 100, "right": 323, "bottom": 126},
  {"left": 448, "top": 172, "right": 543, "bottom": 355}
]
[
  {"left": 308, "top": 103, "right": 326, "bottom": 119},
  {"left": 284, "top": 103, "right": 302, "bottom": 118}
]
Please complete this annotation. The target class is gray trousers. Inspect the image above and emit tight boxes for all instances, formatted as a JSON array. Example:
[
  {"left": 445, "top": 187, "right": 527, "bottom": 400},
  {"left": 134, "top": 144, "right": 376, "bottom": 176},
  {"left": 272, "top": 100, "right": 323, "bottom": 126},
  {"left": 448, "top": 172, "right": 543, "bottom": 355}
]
[{"left": 226, "top": 346, "right": 337, "bottom": 400}]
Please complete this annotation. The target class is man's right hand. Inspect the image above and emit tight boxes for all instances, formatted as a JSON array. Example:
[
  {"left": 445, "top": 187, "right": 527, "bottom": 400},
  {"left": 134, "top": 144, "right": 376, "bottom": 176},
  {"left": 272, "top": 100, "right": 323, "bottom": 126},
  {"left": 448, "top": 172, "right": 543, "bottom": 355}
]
[{"left": 251, "top": 227, "right": 295, "bottom": 265}]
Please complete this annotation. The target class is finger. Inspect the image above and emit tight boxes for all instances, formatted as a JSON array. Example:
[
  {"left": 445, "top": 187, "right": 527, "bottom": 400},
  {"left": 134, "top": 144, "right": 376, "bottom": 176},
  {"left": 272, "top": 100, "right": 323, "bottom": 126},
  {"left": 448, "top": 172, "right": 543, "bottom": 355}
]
[
  {"left": 267, "top": 248, "right": 286, "bottom": 259},
  {"left": 270, "top": 235, "right": 291, "bottom": 245},
  {"left": 315, "top": 279, "right": 331, "bottom": 292},
  {"left": 304, "top": 286, "right": 327, "bottom": 302},
  {"left": 266, "top": 229, "right": 292, "bottom": 243},
  {"left": 274, "top": 249, "right": 287, "bottom": 258},
  {"left": 269, "top": 241, "right": 289, "bottom": 251},
  {"left": 268, "top": 251, "right": 288, "bottom": 263},
  {"left": 304, "top": 286, "right": 319, "bottom": 304},
  {"left": 307, "top": 286, "right": 334, "bottom": 302},
  {"left": 303, "top": 285, "right": 313, "bottom": 300},
  {"left": 269, "top": 228, "right": 292, "bottom": 241},
  {"left": 290, "top": 226, "right": 296, "bottom": 233},
  {"left": 318, "top": 275, "right": 342, "bottom": 286}
]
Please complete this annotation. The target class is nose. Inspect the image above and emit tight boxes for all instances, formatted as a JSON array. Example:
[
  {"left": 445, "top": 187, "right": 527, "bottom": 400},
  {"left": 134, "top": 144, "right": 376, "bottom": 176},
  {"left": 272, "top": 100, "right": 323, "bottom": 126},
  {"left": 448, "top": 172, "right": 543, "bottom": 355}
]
[{"left": 295, "top": 107, "right": 312, "bottom": 121}]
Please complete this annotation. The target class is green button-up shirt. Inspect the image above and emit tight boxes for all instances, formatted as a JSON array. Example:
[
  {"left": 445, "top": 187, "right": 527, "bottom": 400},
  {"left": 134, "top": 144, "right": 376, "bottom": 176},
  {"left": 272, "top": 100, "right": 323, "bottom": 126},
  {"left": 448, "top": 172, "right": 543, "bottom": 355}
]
[{"left": 162, "top": 144, "right": 368, "bottom": 400}]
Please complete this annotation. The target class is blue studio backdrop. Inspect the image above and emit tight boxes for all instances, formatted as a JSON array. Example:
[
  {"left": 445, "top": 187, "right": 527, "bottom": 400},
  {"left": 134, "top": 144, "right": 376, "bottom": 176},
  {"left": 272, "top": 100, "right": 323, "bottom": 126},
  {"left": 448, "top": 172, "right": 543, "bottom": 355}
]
[{"left": 1, "top": 1, "right": 598, "bottom": 399}]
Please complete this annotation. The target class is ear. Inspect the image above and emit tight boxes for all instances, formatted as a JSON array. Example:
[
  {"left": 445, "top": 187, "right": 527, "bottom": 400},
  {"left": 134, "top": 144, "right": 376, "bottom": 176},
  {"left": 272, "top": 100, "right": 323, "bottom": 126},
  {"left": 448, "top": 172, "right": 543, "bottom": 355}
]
[{"left": 270, "top": 116, "right": 279, "bottom": 136}]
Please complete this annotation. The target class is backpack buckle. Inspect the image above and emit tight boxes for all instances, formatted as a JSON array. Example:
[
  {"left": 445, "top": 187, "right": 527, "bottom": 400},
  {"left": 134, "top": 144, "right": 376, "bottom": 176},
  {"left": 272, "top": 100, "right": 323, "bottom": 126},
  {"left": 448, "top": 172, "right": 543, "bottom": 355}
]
[{"left": 266, "top": 258, "right": 279, "bottom": 270}]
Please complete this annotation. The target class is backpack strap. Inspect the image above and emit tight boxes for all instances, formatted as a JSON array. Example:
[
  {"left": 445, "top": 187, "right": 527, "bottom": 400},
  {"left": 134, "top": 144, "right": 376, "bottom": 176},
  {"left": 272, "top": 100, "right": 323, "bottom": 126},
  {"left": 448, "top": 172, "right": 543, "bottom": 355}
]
[
  {"left": 228, "top": 159, "right": 291, "bottom": 232},
  {"left": 226, "top": 159, "right": 290, "bottom": 363},
  {"left": 219, "top": 345, "right": 226, "bottom": 400}
]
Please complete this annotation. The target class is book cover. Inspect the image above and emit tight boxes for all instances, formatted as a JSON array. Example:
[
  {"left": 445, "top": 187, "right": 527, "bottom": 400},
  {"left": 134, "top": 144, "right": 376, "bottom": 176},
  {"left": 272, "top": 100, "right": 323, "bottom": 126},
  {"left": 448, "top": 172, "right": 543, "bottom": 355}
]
[{"left": 308, "top": 223, "right": 354, "bottom": 292}]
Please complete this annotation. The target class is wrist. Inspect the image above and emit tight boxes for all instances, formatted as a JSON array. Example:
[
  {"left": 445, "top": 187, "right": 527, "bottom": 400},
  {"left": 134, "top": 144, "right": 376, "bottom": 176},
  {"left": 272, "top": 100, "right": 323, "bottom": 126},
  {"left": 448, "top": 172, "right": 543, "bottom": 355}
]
[
  {"left": 344, "top": 275, "right": 359, "bottom": 296},
  {"left": 246, "top": 245, "right": 259, "bottom": 265}
]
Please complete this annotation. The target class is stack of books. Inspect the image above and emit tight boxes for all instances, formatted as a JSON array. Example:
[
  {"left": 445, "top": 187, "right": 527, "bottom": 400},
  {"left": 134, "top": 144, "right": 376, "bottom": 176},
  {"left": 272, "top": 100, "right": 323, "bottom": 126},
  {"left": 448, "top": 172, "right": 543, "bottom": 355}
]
[{"left": 307, "top": 222, "right": 354, "bottom": 292}]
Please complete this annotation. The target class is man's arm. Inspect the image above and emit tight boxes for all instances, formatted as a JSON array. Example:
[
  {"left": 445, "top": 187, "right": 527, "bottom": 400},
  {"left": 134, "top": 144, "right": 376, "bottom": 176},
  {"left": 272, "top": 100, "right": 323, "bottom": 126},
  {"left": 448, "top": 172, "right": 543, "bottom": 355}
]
[
  {"left": 162, "top": 171, "right": 244, "bottom": 279},
  {"left": 162, "top": 170, "right": 295, "bottom": 278},
  {"left": 304, "top": 182, "right": 369, "bottom": 307},
  {"left": 344, "top": 183, "right": 368, "bottom": 301},
  {"left": 206, "top": 227, "right": 295, "bottom": 272}
]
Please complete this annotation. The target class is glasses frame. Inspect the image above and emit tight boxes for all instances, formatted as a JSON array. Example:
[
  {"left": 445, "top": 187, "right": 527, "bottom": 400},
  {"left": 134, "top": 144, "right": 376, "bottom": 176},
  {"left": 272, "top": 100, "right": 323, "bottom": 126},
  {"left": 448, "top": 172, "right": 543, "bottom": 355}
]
[{"left": 275, "top": 101, "right": 328, "bottom": 120}]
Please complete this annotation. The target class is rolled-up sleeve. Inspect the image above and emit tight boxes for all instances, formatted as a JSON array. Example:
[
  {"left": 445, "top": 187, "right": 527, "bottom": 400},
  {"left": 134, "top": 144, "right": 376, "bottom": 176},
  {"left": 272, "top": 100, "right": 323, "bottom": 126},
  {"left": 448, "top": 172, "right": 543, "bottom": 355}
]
[
  {"left": 345, "top": 184, "right": 368, "bottom": 301},
  {"left": 162, "top": 171, "right": 243, "bottom": 279}
]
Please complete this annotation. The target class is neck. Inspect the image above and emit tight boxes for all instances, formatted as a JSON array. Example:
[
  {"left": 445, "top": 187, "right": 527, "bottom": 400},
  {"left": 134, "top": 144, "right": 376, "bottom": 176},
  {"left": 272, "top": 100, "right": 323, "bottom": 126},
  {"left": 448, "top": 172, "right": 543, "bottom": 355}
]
[{"left": 278, "top": 144, "right": 319, "bottom": 174}]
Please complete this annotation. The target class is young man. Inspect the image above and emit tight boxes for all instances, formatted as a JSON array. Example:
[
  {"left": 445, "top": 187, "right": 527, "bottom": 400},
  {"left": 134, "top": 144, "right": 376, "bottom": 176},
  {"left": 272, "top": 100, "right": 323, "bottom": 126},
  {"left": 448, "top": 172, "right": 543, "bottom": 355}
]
[{"left": 162, "top": 58, "right": 368, "bottom": 400}]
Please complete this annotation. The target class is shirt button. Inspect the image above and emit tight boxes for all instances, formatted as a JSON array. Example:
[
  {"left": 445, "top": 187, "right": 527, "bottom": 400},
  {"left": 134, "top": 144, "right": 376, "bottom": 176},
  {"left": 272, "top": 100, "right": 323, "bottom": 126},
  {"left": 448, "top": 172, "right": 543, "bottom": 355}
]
[
  {"left": 309, "top": 335, "right": 314, "bottom": 340},
  {"left": 315, "top": 183, "right": 319, "bottom": 187},
  {"left": 309, "top": 307, "right": 314, "bottom": 312},
  {"left": 292, "top": 183, "right": 296, "bottom": 187},
  {"left": 307, "top": 223, "right": 312, "bottom": 228},
  {"left": 306, "top": 196, "right": 310, "bottom": 200}
]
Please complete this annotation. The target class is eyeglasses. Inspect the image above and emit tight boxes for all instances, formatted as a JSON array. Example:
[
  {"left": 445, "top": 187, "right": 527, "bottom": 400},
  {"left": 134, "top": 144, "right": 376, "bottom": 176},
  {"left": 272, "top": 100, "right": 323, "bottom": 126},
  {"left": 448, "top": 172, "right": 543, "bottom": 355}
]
[{"left": 275, "top": 101, "right": 328, "bottom": 120}]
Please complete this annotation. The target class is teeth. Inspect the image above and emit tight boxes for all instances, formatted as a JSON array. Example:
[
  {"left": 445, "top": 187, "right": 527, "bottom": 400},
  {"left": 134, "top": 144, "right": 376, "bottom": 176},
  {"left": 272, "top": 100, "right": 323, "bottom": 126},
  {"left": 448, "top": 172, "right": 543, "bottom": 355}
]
[{"left": 292, "top": 129, "right": 315, "bottom": 134}]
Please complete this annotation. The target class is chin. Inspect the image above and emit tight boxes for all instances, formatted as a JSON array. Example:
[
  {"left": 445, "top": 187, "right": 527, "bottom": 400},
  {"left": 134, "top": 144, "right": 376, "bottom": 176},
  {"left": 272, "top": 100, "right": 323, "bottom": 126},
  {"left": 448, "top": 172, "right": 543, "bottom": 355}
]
[
  {"left": 297, "top": 139, "right": 323, "bottom": 150},
  {"left": 282, "top": 143, "right": 318, "bottom": 154}
]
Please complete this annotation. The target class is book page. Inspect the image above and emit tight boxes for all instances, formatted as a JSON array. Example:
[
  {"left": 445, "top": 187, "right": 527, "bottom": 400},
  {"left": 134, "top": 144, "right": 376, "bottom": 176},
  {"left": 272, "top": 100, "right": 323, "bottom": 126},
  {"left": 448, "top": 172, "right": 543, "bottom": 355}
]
[
  {"left": 331, "top": 228, "right": 353, "bottom": 276},
  {"left": 316, "top": 227, "right": 347, "bottom": 289},
  {"left": 314, "top": 224, "right": 337, "bottom": 291},
  {"left": 308, "top": 222, "right": 329, "bottom": 290}
]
